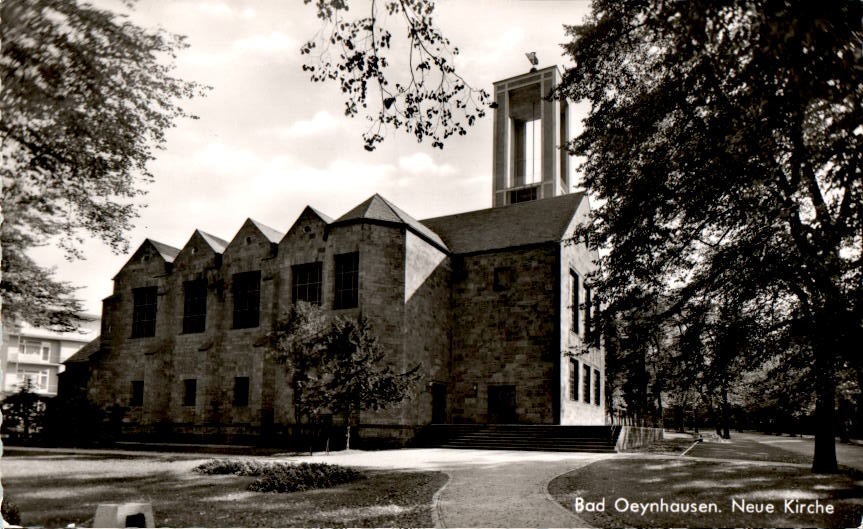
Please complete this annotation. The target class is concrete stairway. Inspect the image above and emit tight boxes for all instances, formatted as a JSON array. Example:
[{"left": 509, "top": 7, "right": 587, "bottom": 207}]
[{"left": 418, "top": 424, "right": 619, "bottom": 452}]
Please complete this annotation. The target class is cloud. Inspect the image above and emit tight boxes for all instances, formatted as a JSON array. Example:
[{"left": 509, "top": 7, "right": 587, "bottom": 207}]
[
  {"left": 232, "top": 32, "right": 297, "bottom": 55},
  {"left": 398, "top": 152, "right": 456, "bottom": 177},
  {"left": 197, "top": 2, "right": 255, "bottom": 19},
  {"left": 274, "top": 111, "right": 340, "bottom": 139}
]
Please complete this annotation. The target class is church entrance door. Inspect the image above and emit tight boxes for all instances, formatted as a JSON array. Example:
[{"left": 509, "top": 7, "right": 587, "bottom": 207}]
[
  {"left": 431, "top": 382, "right": 447, "bottom": 423},
  {"left": 487, "top": 385, "right": 517, "bottom": 423}
]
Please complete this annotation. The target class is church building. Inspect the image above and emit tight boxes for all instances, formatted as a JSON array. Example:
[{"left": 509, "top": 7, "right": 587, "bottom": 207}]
[{"left": 63, "top": 66, "right": 606, "bottom": 445}]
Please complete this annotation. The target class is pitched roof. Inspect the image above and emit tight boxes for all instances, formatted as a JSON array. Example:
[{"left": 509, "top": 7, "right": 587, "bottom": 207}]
[
  {"left": 421, "top": 193, "right": 585, "bottom": 254},
  {"left": 64, "top": 336, "right": 101, "bottom": 364},
  {"left": 335, "top": 194, "right": 448, "bottom": 250},
  {"left": 147, "top": 239, "right": 181, "bottom": 262},
  {"left": 248, "top": 219, "right": 283, "bottom": 243},
  {"left": 198, "top": 230, "right": 228, "bottom": 253},
  {"left": 308, "top": 206, "right": 334, "bottom": 224}
]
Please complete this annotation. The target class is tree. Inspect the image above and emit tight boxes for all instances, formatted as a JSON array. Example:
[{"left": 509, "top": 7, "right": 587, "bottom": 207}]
[
  {"left": 303, "top": 315, "right": 420, "bottom": 450},
  {"left": 1, "top": 0, "right": 207, "bottom": 331},
  {"left": 266, "top": 301, "right": 329, "bottom": 425},
  {"left": 300, "top": 0, "right": 490, "bottom": 150},
  {"left": 1, "top": 378, "right": 47, "bottom": 441},
  {"left": 560, "top": 1, "right": 863, "bottom": 472}
]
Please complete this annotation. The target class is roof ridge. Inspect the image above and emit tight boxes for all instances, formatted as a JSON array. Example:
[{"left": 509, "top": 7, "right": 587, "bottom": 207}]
[
  {"left": 197, "top": 229, "right": 229, "bottom": 252},
  {"left": 248, "top": 218, "right": 283, "bottom": 243}
]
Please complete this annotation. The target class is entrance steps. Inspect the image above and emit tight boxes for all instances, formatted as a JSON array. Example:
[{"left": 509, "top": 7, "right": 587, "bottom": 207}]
[{"left": 417, "top": 424, "right": 619, "bottom": 452}]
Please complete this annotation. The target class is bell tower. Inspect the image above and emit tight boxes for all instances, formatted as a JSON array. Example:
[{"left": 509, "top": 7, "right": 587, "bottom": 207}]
[{"left": 491, "top": 63, "right": 571, "bottom": 207}]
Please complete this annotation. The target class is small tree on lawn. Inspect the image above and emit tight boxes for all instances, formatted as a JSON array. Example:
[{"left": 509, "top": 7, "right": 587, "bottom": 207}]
[
  {"left": 266, "top": 301, "right": 329, "bottom": 425},
  {"left": 306, "top": 316, "right": 421, "bottom": 450}
]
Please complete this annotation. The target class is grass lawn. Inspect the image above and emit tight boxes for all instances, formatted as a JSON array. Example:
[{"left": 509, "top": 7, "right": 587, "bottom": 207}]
[
  {"left": 2, "top": 451, "right": 447, "bottom": 527},
  {"left": 548, "top": 456, "right": 863, "bottom": 528}
]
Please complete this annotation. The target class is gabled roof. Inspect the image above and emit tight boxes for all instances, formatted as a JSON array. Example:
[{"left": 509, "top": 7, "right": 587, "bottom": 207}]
[
  {"left": 64, "top": 336, "right": 101, "bottom": 364},
  {"left": 248, "top": 218, "right": 283, "bottom": 243},
  {"left": 147, "top": 239, "right": 181, "bottom": 262},
  {"left": 335, "top": 194, "right": 448, "bottom": 251},
  {"left": 198, "top": 230, "right": 229, "bottom": 253},
  {"left": 421, "top": 192, "right": 586, "bottom": 254},
  {"left": 307, "top": 206, "right": 334, "bottom": 224}
]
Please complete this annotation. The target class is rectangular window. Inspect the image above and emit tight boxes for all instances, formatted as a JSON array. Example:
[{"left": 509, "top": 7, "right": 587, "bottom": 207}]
[
  {"left": 232, "top": 271, "right": 261, "bottom": 328},
  {"left": 20, "top": 368, "right": 49, "bottom": 391},
  {"left": 182, "top": 280, "right": 207, "bottom": 334},
  {"left": 292, "top": 262, "right": 323, "bottom": 305},
  {"left": 130, "top": 380, "right": 144, "bottom": 406},
  {"left": 570, "top": 271, "right": 579, "bottom": 333},
  {"left": 131, "top": 287, "right": 157, "bottom": 337},
  {"left": 41, "top": 344, "right": 51, "bottom": 362},
  {"left": 582, "top": 364, "right": 591, "bottom": 403},
  {"left": 569, "top": 359, "right": 578, "bottom": 401},
  {"left": 233, "top": 376, "right": 250, "bottom": 407},
  {"left": 493, "top": 266, "right": 512, "bottom": 291},
  {"left": 334, "top": 252, "right": 359, "bottom": 309},
  {"left": 182, "top": 379, "right": 196, "bottom": 407},
  {"left": 584, "top": 286, "right": 592, "bottom": 339},
  {"left": 594, "top": 369, "right": 601, "bottom": 406},
  {"left": 507, "top": 186, "right": 538, "bottom": 204}
]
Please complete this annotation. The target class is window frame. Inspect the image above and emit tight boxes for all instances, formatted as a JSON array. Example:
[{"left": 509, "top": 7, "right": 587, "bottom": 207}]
[
  {"left": 232, "top": 271, "right": 261, "bottom": 329},
  {"left": 182, "top": 378, "right": 197, "bottom": 407},
  {"left": 582, "top": 364, "right": 591, "bottom": 404},
  {"left": 493, "top": 266, "right": 513, "bottom": 291},
  {"left": 570, "top": 270, "right": 579, "bottom": 334},
  {"left": 594, "top": 368, "right": 601, "bottom": 406},
  {"left": 333, "top": 252, "right": 359, "bottom": 309},
  {"left": 233, "top": 376, "right": 250, "bottom": 407},
  {"left": 569, "top": 359, "right": 579, "bottom": 401},
  {"left": 292, "top": 262, "right": 323, "bottom": 306},
  {"left": 182, "top": 279, "right": 207, "bottom": 334},
  {"left": 131, "top": 286, "right": 158, "bottom": 338},
  {"left": 130, "top": 380, "right": 144, "bottom": 406}
]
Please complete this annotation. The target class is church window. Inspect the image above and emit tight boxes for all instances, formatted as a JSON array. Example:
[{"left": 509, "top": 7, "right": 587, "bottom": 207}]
[
  {"left": 594, "top": 369, "right": 601, "bottom": 406},
  {"left": 569, "top": 359, "right": 578, "bottom": 401},
  {"left": 334, "top": 252, "right": 359, "bottom": 309},
  {"left": 131, "top": 287, "right": 157, "bottom": 338},
  {"left": 232, "top": 271, "right": 261, "bottom": 328},
  {"left": 182, "top": 280, "right": 207, "bottom": 334},
  {"left": 570, "top": 270, "right": 579, "bottom": 333},
  {"left": 292, "top": 262, "right": 323, "bottom": 305},
  {"left": 130, "top": 380, "right": 144, "bottom": 406},
  {"left": 584, "top": 286, "right": 592, "bottom": 339},
  {"left": 582, "top": 364, "right": 591, "bottom": 403},
  {"left": 182, "top": 379, "right": 196, "bottom": 406},
  {"left": 233, "top": 377, "right": 249, "bottom": 407},
  {"left": 493, "top": 266, "right": 512, "bottom": 291}
]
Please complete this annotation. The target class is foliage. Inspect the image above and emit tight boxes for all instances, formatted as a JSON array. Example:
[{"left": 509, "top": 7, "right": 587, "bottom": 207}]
[
  {"left": 1, "top": 496, "right": 21, "bottom": 526},
  {"left": 0, "top": 0, "right": 207, "bottom": 331},
  {"left": 266, "top": 301, "right": 329, "bottom": 424},
  {"left": 561, "top": 0, "right": 863, "bottom": 472},
  {"left": 193, "top": 458, "right": 363, "bottom": 493},
  {"left": 193, "top": 459, "right": 271, "bottom": 477},
  {"left": 301, "top": 0, "right": 489, "bottom": 150},
  {"left": 303, "top": 315, "right": 421, "bottom": 449},
  {"left": 248, "top": 462, "right": 362, "bottom": 493},
  {"left": 1, "top": 378, "right": 48, "bottom": 441}
]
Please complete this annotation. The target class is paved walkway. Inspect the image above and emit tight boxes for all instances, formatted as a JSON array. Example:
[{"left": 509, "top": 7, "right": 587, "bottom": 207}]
[{"left": 266, "top": 448, "right": 610, "bottom": 527}]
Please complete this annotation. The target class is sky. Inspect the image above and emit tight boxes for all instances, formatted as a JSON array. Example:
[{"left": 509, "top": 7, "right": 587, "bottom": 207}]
[{"left": 32, "top": 0, "right": 593, "bottom": 317}]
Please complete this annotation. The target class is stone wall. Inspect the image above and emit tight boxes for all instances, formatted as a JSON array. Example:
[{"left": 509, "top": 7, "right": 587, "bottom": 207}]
[
  {"left": 449, "top": 244, "right": 558, "bottom": 424},
  {"left": 559, "top": 199, "right": 606, "bottom": 425},
  {"left": 615, "top": 426, "right": 664, "bottom": 451}
]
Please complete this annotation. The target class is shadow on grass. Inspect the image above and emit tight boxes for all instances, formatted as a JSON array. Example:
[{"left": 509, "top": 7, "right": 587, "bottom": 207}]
[
  {"left": 3, "top": 456, "right": 447, "bottom": 528},
  {"left": 548, "top": 457, "right": 863, "bottom": 528}
]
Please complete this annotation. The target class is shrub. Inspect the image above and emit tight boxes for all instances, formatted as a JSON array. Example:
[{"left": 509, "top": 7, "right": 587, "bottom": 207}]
[
  {"left": 193, "top": 459, "right": 270, "bottom": 476},
  {"left": 2, "top": 497, "right": 21, "bottom": 526},
  {"left": 248, "top": 462, "right": 362, "bottom": 493}
]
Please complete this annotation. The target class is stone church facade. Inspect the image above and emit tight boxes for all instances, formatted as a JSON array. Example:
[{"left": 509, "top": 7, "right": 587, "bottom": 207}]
[{"left": 63, "top": 66, "right": 606, "bottom": 444}]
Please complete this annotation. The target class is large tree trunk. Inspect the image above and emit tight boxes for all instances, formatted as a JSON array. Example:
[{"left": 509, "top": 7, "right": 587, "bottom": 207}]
[
  {"left": 812, "top": 348, "right": 838, "bottom": 473},
  {"left": 720, "top": 381, "right": 731, "bottom": 440}
]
